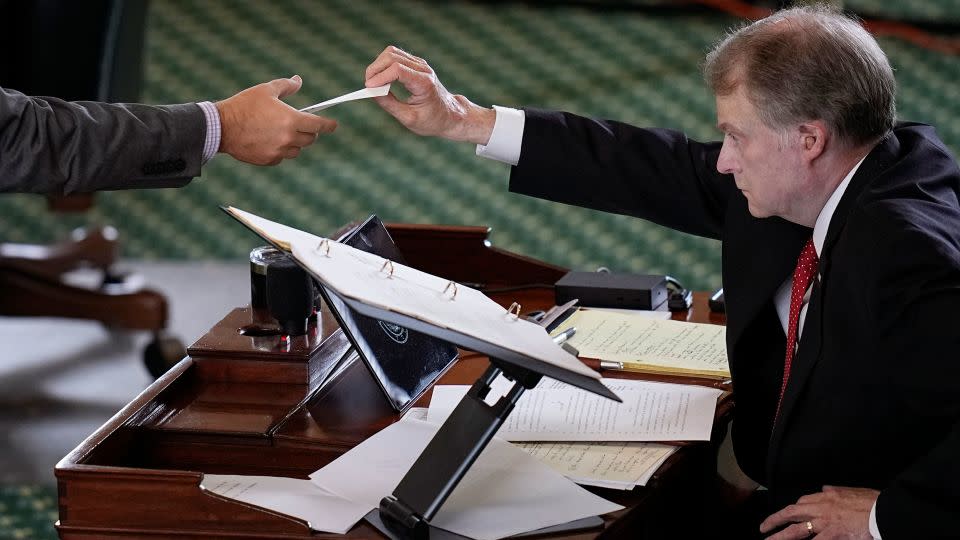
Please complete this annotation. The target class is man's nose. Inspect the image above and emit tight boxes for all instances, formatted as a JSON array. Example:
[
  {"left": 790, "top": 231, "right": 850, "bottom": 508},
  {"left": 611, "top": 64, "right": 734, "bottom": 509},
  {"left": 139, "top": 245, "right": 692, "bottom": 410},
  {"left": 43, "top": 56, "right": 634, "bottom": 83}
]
[{"left": 717, "top": 144, "right": 738, "bottom": 175}]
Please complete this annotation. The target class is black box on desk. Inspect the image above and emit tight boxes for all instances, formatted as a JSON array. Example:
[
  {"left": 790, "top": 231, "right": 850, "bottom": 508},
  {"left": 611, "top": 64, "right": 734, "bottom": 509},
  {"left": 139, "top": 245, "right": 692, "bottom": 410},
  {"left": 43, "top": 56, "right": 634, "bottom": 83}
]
[{"left": 555, "top": 271, "right": 668, "bottom": 310}]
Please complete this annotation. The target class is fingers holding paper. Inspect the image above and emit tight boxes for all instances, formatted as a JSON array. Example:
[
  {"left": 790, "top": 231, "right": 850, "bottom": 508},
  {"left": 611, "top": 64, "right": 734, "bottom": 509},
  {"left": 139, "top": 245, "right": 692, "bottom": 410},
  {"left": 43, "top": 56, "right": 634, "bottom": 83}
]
[
  {"left": 365, "top": 46, "right": 495, "bottom": 145},
  {"left": 216, "top": 75, "right": 337, "bottom": 166}
]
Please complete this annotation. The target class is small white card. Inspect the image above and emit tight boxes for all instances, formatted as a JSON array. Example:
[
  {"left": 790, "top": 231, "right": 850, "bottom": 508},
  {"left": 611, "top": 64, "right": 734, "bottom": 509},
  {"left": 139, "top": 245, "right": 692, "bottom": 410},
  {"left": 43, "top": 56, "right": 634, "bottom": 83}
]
[{"left": 299, "top": 84, "right": 391, "bottom": 114}]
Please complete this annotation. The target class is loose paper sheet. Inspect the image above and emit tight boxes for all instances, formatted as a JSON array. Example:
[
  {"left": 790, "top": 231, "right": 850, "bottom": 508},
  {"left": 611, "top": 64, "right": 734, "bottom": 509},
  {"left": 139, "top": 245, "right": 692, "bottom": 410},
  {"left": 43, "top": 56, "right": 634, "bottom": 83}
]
[
  {"left": 555, "top": 309, "right": 729, "bottom": 377},
  {"left": 428, "top": 378, "right": 722, "bottom": 441},
  {"left": 515, "top": 441, "right": 677, "bottom": 489},
  {"left": 309, "top": 417, "right": 622, "bottom": 540},
  {"left": 581, "top": 307, "right": 672, "bottom": 320},
  {"left": 299, "top": 84, "right": 391, "bottom": 114},
  {"left": 411, "top": 406, "right": 674, "bottom": 489},
  {"left": 200, "top": 474, "right": 369, "bottom": 534}
]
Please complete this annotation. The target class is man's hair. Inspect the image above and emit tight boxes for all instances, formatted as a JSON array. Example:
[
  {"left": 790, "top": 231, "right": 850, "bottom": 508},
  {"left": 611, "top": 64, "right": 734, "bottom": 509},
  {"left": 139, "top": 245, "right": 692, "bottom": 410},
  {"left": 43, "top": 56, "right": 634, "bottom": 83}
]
[{"left": 704, "top": 4, "right": 896, "bottom": 147}]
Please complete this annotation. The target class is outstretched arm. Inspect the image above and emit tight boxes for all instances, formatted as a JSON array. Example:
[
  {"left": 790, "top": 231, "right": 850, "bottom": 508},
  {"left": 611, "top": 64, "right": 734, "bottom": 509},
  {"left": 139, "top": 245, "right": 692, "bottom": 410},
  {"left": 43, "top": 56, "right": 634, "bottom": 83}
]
[{"left": 0, "top": 76, "right": 337, "bottom": 194}]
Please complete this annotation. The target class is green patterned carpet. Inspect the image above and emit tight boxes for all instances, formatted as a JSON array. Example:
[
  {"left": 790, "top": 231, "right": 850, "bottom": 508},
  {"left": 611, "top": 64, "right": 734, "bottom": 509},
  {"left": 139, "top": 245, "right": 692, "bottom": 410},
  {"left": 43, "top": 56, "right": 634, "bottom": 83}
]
[
  {"left": 1, "top": 0, "right": 957, "bottom": 291},
  {"left": 0, "top": 486, "right": 57, "bottom": 539}
]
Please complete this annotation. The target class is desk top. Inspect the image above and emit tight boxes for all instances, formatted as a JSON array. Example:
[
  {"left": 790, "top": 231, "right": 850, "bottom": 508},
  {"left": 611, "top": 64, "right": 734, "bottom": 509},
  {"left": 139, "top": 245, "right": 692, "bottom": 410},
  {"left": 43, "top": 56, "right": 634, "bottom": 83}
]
[{"left": 54, "top": 223, "right": 730, "bottom": 539}]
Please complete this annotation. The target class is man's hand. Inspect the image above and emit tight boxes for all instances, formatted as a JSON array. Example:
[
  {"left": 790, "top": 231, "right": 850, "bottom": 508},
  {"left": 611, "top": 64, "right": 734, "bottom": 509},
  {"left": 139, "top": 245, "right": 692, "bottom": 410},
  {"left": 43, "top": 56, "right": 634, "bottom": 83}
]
[
  {"left": 216, "top": 75, "right": 337, "bottom": 166},
  {"left": 364, "top": 46, "right": 495, "bottom": 145},
  {"left": 760, "top": 486, "right": 879, "bottom": 539}
]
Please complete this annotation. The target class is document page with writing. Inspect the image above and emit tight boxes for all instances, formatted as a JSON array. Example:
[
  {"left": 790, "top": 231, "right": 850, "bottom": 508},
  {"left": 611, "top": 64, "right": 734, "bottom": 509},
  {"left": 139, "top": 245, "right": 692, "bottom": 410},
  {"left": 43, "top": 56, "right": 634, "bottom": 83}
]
[
  {"left": 428, "top": 378, "right": 722, "bottom": 441},
  {"left": 555, "top": 309, "right": 729, "bottom": 378},
  {"left": 515, "top": 441, "right": 677, "bottom": 489},
  {"left": 200, "top": 474, "right": 370, "bottom": 534},
  {"left": 408, "top": 407, "right": 675, "bottom": 489}
]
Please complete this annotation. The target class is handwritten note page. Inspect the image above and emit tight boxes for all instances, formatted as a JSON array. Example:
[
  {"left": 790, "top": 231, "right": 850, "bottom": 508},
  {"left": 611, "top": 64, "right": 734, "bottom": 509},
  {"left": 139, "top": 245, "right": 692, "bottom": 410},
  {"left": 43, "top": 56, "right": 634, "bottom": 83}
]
[
  {"left": 428, "top": 378, "right": 722, "bottom": 441},
  {"left": 515, "top": 442, "right": 677, "bottom": 489},
  {"left": 556, "top": 309, "right": 729, "bottom": 377},
  {"left": 200, "top": 474, "right": 370, "bottom": 534}
]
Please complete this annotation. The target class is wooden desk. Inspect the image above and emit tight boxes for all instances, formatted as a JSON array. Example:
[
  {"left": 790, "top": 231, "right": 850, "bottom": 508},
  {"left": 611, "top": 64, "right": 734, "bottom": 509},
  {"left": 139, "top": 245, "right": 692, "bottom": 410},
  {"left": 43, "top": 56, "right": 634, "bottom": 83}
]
[{"left": 54, "top": 224, "right": 731, "bottom": 539}]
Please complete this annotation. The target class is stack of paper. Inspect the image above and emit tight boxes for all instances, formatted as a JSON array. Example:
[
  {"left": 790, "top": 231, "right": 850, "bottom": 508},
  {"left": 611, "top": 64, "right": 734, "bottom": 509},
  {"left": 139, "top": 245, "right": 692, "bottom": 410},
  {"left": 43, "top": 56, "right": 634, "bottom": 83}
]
[
  {"left": 425, "top": 377, "right": 721, "bottom": 490},
  {"left": 554, "top": 308, "right": 730, "bottom": 379},
  {"left": 310, "top": 417, "right": 622, "bottom": 539},
  {"left": 406, "top": 407, "right": 674, "bottom": 490},
  {"left": 203, "top": 418, "right": 622, "bottom": 539},
  {"left": 427, "top": 377, "right": 723, "bottom": 442}
]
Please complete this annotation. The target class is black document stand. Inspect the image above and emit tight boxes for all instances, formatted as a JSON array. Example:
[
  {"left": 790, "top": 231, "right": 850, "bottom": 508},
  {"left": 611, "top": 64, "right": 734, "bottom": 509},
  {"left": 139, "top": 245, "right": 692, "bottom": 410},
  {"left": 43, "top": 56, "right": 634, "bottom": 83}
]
[
  {"left": 336, "top": 288, "right": 619, "bottom": 539},
  {"left": 377, "top": 360, "right": 537, "bottom": 538},
  {"left": 225, "top": 207, "right": 620, "bottom": 538}
]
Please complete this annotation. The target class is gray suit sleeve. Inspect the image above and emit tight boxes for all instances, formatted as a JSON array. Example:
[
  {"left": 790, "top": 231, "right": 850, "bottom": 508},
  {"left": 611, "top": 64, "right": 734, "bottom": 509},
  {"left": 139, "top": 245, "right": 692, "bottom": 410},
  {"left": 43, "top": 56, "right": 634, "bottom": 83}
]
[{"left": 0, "top": 86, "right": 206, "bottom": 194}]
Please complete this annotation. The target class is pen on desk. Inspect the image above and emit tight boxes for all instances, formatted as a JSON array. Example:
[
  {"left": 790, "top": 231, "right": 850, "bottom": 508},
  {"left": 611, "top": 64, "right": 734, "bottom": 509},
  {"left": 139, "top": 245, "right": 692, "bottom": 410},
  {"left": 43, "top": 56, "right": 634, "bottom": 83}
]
[
  {"left": 580, "top": 358, "right": 624, "bottom": 372},
  {"left": 552, "top": 326, "right": 576, "bottom": 345}
]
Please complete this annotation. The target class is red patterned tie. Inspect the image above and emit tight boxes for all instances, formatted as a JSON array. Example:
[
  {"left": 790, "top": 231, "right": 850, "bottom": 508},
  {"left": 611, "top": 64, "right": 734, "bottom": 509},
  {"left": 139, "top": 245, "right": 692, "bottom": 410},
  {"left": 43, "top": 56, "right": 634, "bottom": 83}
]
[{"left": 774, "top": 238, "right": 819, "bottom": 422}]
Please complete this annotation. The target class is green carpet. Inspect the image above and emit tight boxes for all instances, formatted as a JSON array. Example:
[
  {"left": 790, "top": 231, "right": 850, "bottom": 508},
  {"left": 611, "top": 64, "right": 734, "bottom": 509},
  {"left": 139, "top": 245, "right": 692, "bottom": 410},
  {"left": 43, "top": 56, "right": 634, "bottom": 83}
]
[{"left": 0, "top": 486, "right": 57, "bottom": 540}]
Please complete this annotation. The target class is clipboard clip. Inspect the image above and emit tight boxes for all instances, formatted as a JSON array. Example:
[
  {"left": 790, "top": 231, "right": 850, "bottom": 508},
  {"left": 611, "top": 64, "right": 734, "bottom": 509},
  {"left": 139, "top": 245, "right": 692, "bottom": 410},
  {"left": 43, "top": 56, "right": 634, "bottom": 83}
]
[{"left": 525, "top": 298, "right": 579, "bottom": 332}]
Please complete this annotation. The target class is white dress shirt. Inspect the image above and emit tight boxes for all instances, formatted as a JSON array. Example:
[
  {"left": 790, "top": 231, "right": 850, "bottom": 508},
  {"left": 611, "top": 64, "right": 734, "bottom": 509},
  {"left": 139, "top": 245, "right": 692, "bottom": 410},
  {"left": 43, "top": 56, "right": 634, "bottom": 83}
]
[
  {"left": 197, "top": 100, "right": 222, "bottom": 163},
  {"left": 476, "top": 106, "right": 882, "bottom": 538}
]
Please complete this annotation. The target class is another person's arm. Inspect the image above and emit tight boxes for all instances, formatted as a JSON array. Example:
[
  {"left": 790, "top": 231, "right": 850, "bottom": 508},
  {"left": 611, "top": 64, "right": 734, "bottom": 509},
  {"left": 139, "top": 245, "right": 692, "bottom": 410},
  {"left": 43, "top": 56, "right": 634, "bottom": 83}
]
[{"left": 0, "top": 76, "right": 335, "bottom": 194}]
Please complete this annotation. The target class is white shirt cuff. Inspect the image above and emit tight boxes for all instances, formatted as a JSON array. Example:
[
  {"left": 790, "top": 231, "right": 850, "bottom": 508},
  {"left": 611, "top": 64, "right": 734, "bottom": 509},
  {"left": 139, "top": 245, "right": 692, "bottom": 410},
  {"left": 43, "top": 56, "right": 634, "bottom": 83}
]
[
  {"left": 475, "top": 105, "right": 524, "bottom": 166},
  {"left": 197, "top": 101, "right": 221, "bottom": 164},
  {"left": 869, "top": 500, "right": 882, "bottom": 539}
]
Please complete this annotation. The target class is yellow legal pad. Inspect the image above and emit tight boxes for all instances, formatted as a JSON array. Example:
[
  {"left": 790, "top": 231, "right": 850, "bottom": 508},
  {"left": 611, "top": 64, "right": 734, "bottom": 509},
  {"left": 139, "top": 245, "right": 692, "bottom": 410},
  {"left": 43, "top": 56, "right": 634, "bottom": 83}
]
[{"left": 553, "top": 308, "right": 730, "bottom": 380}]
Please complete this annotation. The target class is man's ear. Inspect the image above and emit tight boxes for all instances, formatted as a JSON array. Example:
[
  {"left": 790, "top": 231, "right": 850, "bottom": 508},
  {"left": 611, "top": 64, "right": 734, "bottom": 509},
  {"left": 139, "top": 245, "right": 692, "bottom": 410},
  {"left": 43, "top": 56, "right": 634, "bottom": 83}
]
[{"left": 798, "top": 121, "right": 828, "bottom": 162}]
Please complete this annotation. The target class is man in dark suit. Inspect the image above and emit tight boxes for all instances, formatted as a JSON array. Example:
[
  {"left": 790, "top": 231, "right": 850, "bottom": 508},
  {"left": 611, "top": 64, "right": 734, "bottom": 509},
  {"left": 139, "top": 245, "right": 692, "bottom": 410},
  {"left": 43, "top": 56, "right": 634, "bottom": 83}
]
[
  {"left": 0, "top": 75, "right": 337, "bottom": 194},
  {"left": 364, "top": 5, "right": 960, "bottom": 539}
]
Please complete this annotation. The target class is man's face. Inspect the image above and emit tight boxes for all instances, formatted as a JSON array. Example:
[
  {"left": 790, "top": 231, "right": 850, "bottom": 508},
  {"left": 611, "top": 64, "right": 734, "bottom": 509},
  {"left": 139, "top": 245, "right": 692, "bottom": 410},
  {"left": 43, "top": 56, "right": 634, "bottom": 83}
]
[{"left": 715, "top": 87, "right": 806, "bottom": 220}]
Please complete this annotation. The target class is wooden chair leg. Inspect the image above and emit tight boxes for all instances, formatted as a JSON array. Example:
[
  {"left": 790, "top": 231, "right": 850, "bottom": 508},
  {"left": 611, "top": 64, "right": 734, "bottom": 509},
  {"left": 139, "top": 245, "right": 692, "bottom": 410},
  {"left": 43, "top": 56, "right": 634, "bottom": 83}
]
[
  {"left": 0, "top": 266, "right": 167, "bottom": 330},
  {"left": 0, "top": 226, "right": 119, "bottom": 280}
]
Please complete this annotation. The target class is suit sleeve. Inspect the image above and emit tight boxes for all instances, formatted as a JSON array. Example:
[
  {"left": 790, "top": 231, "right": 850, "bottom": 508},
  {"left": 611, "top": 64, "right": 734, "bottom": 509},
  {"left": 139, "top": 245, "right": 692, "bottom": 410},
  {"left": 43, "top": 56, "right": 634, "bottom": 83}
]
[
  {"left": 860, "top": 202, "right": 960, "bottom": 539},
  {"left": 0, "top": 86, "right": 205, "bottom": 194},
  {"left": 508, "top": 108, "right": 736, "bottom": 240}
]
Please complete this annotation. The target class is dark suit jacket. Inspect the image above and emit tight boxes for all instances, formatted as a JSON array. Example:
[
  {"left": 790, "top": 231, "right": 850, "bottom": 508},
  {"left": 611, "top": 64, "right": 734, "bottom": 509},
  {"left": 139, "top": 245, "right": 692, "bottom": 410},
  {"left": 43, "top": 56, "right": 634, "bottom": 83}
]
[
  {"left": 510, "top": 108, "right": 960, "bottom": 538},
  {"left": 0, "top": 87, "right": 205, "bottom": 194}
]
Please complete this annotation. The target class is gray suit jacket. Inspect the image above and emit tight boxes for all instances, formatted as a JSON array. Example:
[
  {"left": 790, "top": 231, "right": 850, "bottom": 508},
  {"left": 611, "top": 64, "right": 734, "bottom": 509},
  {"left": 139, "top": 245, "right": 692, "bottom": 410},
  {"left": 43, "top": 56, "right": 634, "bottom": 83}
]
[{"left": 0, "top": 87, "right": 205, "bottom": 194}]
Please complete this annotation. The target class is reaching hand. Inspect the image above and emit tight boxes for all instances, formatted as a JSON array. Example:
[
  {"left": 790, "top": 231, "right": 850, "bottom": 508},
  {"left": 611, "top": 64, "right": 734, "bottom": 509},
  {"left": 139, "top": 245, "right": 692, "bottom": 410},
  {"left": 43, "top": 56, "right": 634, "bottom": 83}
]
[
  {"left": 760, "top": 486, "right": 879, "bottom": 539},
  {"left": 216, "top": 75, "right": 337, "bottom": 166},
  {"left": 364, "top": 46, "right": 495, "bottom": 145}
]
